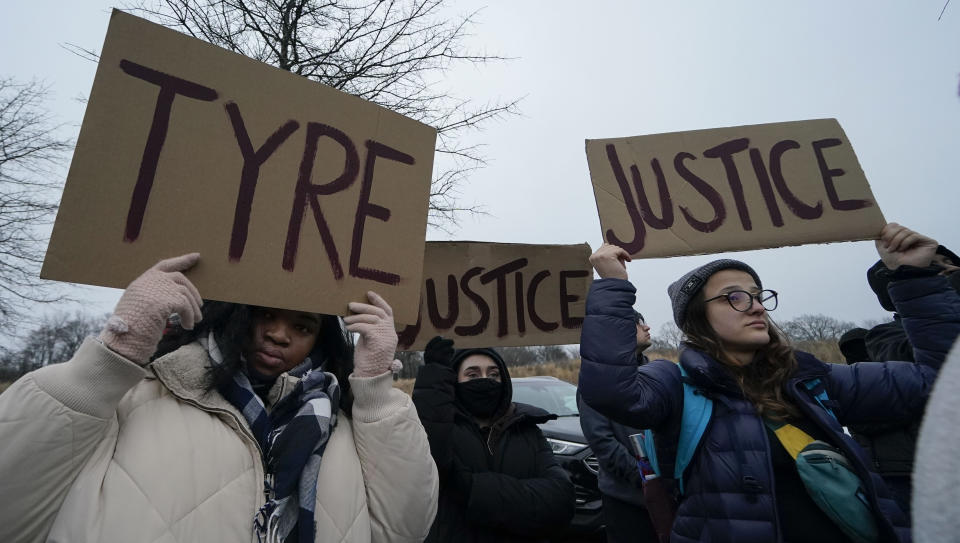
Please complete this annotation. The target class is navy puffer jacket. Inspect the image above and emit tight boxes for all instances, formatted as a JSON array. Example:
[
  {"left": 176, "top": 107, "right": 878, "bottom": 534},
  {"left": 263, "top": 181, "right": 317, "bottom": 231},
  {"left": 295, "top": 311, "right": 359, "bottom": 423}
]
[{"left": 579, "top": 274, "right": 960, "bottom": 543}]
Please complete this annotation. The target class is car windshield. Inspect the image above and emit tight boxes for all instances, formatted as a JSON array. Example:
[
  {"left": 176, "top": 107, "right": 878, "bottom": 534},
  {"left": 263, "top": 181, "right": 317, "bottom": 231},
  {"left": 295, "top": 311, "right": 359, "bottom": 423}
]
[{"left": 512, "top": 379, "right": 579, "bottom": 416}]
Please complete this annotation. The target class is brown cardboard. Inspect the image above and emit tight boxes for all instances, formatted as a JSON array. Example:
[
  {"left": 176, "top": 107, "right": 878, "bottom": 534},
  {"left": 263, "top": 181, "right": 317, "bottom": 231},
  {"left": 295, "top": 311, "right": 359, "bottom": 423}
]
[
  {"left": 586, "top": 119, "right": 886, "bottom": 258},
  {"left": 396, "top": 242, "right": 592, "bottom": 351},
  {"left": 41, "top": 10, "right": 436, "bottom": 322}
]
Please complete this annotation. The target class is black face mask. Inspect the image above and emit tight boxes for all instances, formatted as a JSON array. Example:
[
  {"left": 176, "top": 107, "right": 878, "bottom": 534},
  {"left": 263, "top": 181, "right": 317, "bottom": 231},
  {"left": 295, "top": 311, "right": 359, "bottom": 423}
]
[{"left": 456, "top": 378, "right": 503, "bottom": 419}]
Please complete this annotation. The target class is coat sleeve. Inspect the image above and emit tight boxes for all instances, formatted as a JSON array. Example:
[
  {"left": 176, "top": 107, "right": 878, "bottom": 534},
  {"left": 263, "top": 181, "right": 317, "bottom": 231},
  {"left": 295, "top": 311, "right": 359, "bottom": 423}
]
[
  {"left": 890, "top": 274, "right": 960, "bottom": 369},
  {"left": 578, "top": 392, "right": 642, "bottom": 489},
  {"left": 463, "top": 426, "right": 575, "bottom": 536},
  {"left": 349, "top": 371, "right": 440, "bottom": 543},
  {"left": 578, "top": 278, "right": 682, "bottom": 430},
  {"left": 411, "top": 362, "right": 458, "bottom": 475},
  {"left": 826, "top": 274, "right": 960, "bottom": 425},
  {"left": 0, "top": 337, "right": 146, "bottom": 543}
]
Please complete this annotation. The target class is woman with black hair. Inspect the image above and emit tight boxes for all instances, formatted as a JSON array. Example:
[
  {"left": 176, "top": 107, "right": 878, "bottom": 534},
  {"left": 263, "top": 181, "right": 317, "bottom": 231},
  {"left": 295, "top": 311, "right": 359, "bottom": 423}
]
[
  {"left": 0, "top": 253, "right": 439, "bottom": 543},
  {"left": 578, "top": 223, "right": 960, "bottom": 543}
]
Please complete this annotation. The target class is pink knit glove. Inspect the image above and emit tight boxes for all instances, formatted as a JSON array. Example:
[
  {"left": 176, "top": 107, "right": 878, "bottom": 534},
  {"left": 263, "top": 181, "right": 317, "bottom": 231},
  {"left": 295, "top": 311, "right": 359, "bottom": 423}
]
[
  {"left": 344, "top": 291, "right": 401, "bottom": 377},
  {"left": 98, "top": 253, "right": 203, "bottom": 365}
]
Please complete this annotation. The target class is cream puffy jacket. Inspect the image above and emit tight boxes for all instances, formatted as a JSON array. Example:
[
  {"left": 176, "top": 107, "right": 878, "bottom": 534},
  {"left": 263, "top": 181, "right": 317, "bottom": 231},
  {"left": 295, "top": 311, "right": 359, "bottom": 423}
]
[{"left": 0, "top": 338, "right": 438, "bottom": 543}]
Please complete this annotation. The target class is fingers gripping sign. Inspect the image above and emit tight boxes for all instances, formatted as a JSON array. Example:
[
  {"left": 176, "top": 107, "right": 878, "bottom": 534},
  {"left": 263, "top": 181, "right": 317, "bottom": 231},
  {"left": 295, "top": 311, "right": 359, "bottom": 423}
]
[
  {"left": 344, "top": 291, "right": 402, "bottom": 377},
  {"left": 99, "top": 253, "right": 203, "bottom": 365},
  {"left": 589, "top": 243, "right": 632, "bottom": 280},
  {"left": 875, "top": 223, "right": 939, "bottom": 271}
]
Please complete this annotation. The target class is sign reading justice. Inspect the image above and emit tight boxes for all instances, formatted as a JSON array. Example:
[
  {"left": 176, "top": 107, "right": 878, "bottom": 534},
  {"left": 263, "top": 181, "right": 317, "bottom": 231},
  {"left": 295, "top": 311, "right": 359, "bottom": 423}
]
[
  {"left": 41, "top": 10, "right": 436, "bottom": 323},
  {"left": 586, "top": 119, "right": 886, "bottom": 258},
  {"left": 397, "top": 242, "right": 592, "bottom": 351}
]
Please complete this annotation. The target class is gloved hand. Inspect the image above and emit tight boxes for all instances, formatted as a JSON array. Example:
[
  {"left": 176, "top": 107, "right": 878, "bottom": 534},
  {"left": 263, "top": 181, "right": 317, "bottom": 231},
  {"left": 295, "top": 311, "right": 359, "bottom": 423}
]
[
  {"left": 99, "top": 253, "right": 203, "bottom": 365},
  {"left": 424, "top": 336, "right": 455, "bottom": 368},
  {"left": 344, "top": 291, "right": 401, "bottom": 377}
]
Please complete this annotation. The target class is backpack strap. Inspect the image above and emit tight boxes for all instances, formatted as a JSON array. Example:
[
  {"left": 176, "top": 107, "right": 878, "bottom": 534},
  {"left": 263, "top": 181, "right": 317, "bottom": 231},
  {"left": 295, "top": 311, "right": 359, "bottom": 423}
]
[
  {"left": 764, "top": 419, "right": 816, "bottom": 459},
  {"left": 673, "top": 364, "right": 712, "bottom": 495},
  {"left": 642, "top": 364, "right": 713, "bottom": 495},
  {"left": 803, "top": 377, "right": 838, "bottom": 422}
]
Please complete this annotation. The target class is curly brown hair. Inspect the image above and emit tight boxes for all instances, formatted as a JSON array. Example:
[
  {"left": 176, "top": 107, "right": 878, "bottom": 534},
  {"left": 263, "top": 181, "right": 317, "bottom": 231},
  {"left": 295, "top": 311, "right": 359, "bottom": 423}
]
[{"left": 682, "top": 289, "right": 800, "bottom": 421}]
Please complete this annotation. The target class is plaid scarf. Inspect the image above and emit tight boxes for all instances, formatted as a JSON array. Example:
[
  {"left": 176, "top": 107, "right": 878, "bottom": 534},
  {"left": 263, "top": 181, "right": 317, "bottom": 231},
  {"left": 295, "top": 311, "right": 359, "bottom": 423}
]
[{"left": 201, "top": 332, "right": 339, "bottom": 543}]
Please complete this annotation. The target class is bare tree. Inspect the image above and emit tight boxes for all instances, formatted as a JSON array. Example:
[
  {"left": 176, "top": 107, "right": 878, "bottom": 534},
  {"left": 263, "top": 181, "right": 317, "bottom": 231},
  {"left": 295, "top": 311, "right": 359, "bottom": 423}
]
[
  {"left": 394, "top": 349, "right": 423, "bottom": 380},
  {"left": 120, "top": 0, "right": 520, "bottom": 228},
  {"left": 0, "top": 78, "right": 72, "bottom": 329},
  {"left": 0, "top": 311, "right": 107, "bottom": 381},
  {"left": 859, "top": 317, "right": 888, "bottom": 330},
  {"left": 778, "top": 314, "right": 857, "bottom": 344},
  {"left": 654, "top": 321, "right": 684, "bottom": 350}
]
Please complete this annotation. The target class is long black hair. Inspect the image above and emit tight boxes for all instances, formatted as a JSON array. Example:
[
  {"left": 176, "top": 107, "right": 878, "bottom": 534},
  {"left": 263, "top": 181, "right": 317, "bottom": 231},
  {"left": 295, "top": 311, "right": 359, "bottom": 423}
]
[{"left": 153, "top": 300, "right": 356, "bottom": 416}]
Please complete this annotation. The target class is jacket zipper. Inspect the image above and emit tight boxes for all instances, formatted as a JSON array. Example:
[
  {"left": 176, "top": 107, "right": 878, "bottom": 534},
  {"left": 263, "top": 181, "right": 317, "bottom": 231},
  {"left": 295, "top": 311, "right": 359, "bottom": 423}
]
[
  {"left": 759, "top": 420, "right": 782, "bottom": 542},
  {"left": 152, "top": 374, "right": 268, "bottom": 511}
]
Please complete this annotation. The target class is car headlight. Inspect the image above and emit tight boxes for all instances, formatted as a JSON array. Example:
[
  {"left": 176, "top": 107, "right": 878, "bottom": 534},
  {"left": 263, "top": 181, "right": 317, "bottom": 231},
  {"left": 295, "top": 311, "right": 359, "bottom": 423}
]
[{"left": 546, "top": 437, "right": 588, "bottom": 455}]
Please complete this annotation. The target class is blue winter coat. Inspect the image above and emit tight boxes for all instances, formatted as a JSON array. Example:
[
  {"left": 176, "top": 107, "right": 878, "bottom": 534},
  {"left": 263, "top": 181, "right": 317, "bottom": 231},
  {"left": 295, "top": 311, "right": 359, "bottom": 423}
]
[{"left": 579, "top": 274, "right": 960, "bottom": 543}]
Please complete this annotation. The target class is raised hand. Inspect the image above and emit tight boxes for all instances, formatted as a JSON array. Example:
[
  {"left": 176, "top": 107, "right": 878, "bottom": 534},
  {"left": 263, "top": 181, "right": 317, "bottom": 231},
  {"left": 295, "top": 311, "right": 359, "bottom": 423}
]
[
  {"left": 589, "top": 243, "right": 632, "bottom": 280},
  {"left": 876, "top": 223, "right": 939, "bottom": 271},
  {"left": 424, "top": 336, "right": 455, "bottom": 368},
  {"left": 99, "top": 253, "right": 203, "bottom": 365},
  {"left": 344, "top": 291, "right": 401, "bottom": 377}
]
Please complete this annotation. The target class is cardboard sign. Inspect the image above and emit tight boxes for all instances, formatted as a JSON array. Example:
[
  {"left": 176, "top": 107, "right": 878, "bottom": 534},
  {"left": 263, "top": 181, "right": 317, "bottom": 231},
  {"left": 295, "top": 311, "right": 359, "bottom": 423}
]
[
  {"left": 41, "top": 10, "right": 436, "bottom": 322},
  {"left": 396, "top": 242, "right": 592, "bottom": 351},
  {"left": 586, "top": 119, "right": 886, "bottom": 258}
]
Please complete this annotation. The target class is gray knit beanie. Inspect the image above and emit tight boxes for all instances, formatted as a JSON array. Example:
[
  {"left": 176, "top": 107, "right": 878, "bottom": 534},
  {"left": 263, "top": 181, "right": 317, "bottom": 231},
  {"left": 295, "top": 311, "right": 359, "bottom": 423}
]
[{"left": 667, "top": 259, "right": 762, "bottom": 328}]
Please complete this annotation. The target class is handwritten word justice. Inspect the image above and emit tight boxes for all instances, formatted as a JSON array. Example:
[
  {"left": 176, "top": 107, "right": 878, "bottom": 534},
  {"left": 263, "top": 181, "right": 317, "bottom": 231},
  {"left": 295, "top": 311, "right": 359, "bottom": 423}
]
[
  {"left": 397, "top": 258, "right": 590, "bottom": 348},
  {"left": 119, "top": 59, "right": 417, "bottom": 285},
  {"left": 604, "top": 137, "right": 873, "bottom": 253}
]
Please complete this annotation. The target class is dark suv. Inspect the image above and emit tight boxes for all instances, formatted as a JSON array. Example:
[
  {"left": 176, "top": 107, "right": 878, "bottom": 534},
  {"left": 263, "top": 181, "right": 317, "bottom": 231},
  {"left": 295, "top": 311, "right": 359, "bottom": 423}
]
[{"left": 512, "top": 376, "right": 603, "bottom": 538}]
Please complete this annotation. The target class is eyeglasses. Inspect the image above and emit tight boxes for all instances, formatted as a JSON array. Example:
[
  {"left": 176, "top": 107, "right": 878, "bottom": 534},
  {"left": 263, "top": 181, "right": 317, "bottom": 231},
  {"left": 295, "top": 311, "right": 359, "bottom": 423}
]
[{"left": 704, "top": 289, "right": 778, "bottom": 313}]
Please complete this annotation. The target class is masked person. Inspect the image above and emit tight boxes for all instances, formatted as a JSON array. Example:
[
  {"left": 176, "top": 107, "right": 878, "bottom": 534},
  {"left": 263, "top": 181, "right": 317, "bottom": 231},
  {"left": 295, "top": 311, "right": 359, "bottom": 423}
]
[
  {"left": 578, "top": 311, "right": 657, "bottom": 542},
  {"left": 412, "top": 337, "right": 574, "bottom": 542},
  {"left": 0, "top": 253, "right": 439, "bottom": 543},
  {"left": 579, "top": 223, "right": 960, "bottom": 543}
]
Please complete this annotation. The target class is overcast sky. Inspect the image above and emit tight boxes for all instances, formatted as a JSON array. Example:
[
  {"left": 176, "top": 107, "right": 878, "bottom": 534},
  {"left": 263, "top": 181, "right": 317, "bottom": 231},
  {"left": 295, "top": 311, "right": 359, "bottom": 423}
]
[{"left": 2, "top": 1, "right": 958, "bottom": 338}]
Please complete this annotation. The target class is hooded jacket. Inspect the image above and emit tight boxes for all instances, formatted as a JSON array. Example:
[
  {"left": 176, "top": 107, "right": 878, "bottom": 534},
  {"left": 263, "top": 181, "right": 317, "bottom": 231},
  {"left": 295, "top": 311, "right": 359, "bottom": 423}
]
[
  {"left": 578, "top": 273, "right": 960, "bottom": 543},
  {"left": 0, "top": 339, "right": 439, "bottom": 543},
  {"left": 412, "top": 347, "right": 575, "bottom": 543}
]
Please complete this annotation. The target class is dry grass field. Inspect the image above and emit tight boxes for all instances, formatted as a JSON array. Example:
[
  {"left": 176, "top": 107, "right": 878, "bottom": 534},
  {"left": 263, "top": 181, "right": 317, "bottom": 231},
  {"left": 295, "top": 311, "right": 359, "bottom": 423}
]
[
  {"left": 391, "top": 343, "right": 845, "bottom": 396},
  {"left": 393, "top": 350, "right": 679, "bottom": 395},
  {"left": 0, "top": 343, "right": 845, "bottom": 398}
]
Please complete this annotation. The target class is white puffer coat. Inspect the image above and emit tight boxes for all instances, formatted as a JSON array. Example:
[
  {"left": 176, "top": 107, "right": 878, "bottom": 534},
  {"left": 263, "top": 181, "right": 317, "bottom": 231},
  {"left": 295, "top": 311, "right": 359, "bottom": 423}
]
[{"left": 0, "top": 338, "right": 438, "bottom": 543}]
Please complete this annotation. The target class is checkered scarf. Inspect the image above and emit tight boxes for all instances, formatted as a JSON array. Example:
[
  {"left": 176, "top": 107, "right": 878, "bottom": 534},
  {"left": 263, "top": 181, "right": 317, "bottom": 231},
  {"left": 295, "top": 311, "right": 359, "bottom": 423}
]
[{"left": 201, "top": 332, "right": 339, "bottom": 543}]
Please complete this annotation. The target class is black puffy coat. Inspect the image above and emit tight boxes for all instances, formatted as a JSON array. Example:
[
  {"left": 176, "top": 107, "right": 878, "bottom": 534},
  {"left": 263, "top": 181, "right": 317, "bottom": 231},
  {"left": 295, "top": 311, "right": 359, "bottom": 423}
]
[{"left": 413, "top": 348, "right": 575, "bottom": 543}]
